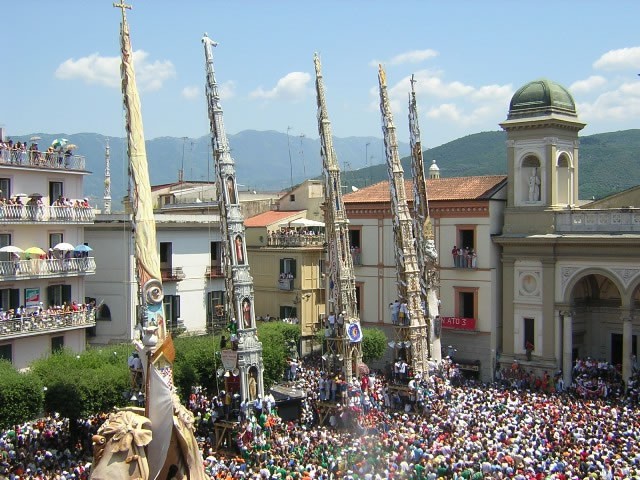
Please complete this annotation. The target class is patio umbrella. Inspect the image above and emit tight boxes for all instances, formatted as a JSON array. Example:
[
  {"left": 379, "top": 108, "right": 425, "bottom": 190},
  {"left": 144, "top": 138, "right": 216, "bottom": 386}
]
[
  {"left": 24, "top": 247, "right": 46, "bottom": 256},
  {"left": 65, "top": 144, "right": 78, "bottom": 150},
  {"left": 53, "top": 242, "right": 75, "bottom": 251},
  {"left": 51, "top": 138, "right": 68, "bottom": 149},
  {"left": 28, "top": 193, "right": 43, "bottom": 198},
  {"left": 0, "top": 246, "right": 23, "bottom": 254},
  {"left": 74, "top": 244, "right": 93, "bottom": 252},
  {"left": 357, "top": 362, "right": 370, "bottom": 376},
  {"left": 29, "top": 136, "right": 41, "bottom": 142}
]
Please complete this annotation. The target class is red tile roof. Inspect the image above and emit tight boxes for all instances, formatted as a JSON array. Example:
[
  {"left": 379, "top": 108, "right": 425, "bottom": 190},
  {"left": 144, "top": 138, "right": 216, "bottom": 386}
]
[
  {"left": 343, "top": 175, "right": 507, "bottom": 203},
  {"left": 244, "top": 210, "right": 304, "bottom": 227}
]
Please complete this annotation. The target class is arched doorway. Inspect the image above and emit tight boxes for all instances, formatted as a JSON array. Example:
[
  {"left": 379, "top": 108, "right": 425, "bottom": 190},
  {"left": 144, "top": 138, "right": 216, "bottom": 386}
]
[{"left": 569, "top": 273, "right": 625, "bottom": 364}]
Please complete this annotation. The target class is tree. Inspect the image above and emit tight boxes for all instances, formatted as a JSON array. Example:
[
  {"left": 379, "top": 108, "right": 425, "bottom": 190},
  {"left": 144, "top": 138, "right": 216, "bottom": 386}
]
[
  {"left": 361, "top": 327, "right": 387, "bottom": 363},
  {"left": 30, "top": 346, "right": 130, "bottom": 440},
  {"left": 173, "top": 335, "right": 222, "bottom": 400},
  {"left": 256, "top": 322, "right": 301, "bottom": 389},
  {"left": 0, "top": 360, "right": 43, "bottom": 428}
]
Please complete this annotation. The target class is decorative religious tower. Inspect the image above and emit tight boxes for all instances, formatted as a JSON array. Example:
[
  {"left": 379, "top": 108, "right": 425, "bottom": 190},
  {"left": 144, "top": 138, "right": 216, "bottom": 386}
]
[
  {"left": 408, "top": 75, "right": 441, "bottom": 362},
  {"left": 103, "top": 139, "right": 112, "bottom": 215},
  {"left": 378, "top": 65, "right": 430, "bottom": 377},
  {"left": 314, "top": 54, "right": 363, "bottom": 381},
  {"left": 500, "top": 79, "right": 585, "bottom": 213},
  {"left": 90, "top": 4, "right": 207, "bottom": 478},
  {"left": 202, "top": 34, "right": 264, "bottom": 401}
]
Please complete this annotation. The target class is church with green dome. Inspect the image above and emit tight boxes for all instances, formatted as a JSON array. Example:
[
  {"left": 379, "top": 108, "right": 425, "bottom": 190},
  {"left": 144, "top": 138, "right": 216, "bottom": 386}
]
[{"left": 494, "top": 78, "right": 640, "bottom": 388}]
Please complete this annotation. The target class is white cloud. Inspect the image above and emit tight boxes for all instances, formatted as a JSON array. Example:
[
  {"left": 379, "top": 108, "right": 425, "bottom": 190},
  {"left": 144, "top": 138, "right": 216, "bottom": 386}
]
[
  {"left": 370, "top": 49, "right": 438, "bottom": 68},
  {"left": 593, "top": 46, "right": 640, "bottom": 71},
  {"left": 470, "top": 84, "right": 513, "bottom": 103},
  {"left": 219, "top": 80, "right": 237, "bottom": 100},
  {"left": 369, "top": 69, "right": 511, "bottom": 131},
  {"left": 570, "top": 75, "right": 607, "bottom": 94},
  {"left": 55, "top": 51, "right": 175, "bottom": 91},
  {"left": 395, "top": 70, "right": 475, "bottom": 99},
  {"left": 249, "top": 72, "right": 311, "bottom": 101},
  {"left": 577, "top": 81, "right": 640, "bottom": 121},
  {"left": 181, "top": 86, "right": 200, "bottom": 100}
]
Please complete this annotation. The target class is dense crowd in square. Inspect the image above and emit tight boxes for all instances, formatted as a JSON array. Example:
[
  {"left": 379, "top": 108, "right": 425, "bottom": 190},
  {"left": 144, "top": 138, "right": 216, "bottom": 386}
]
[{"left": 2, "top": 350, "right": 640, "bottom": 479}]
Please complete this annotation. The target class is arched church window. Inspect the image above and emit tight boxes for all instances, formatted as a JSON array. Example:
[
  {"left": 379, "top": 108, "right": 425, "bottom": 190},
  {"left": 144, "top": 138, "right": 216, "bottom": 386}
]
[
  {"left": 557, "top": 153, "right": 570, "bottom": 168},
  {"left": 521, "top": 155, "right": 540, "bottom": 168}
]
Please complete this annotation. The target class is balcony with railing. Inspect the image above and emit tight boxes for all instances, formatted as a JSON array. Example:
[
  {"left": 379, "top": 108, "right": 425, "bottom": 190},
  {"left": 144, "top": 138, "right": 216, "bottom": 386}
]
[
  {"left": 267, "top": 232, "right": 324, "bottom": 247},
  {"left": 0, "top": 257, "right": 96, "bottom": 280},
  {"left": 277, "top": 277, "right": 294, "bottom": 290},
  {"left": 205, "top": 265, "right": 224, "bottom": 278},
  {"left": 0, "top": 149, "right": 87, "bottom": 171},
  {"left": 451, "top": 248, "right": 478, "bottom": 269},
  {"left": 161, "top": 267, "right": 185, "bottom": 282},
  {"left": 0, "top": 309, "right": 96, "bottom": 340},
  {"left": 0, "top": 205, "right": 95, "bottom": 224},
  {"left": 555, "top": 208, "right": 640, "bottom": 233}
]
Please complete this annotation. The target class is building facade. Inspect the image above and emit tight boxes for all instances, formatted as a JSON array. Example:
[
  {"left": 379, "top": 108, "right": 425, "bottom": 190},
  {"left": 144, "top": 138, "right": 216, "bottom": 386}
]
[
  {"left": 245, "top": 180, "right": 326, "bottom": 353},
  {"left": 495, "top": 79, "right": 640, "bottom": 387},
  {"left": 343, "top": 176, "right": 506, "bottom": 381},
  {"left": 0, "top": 137, "right": 96, "bottom": 369}
]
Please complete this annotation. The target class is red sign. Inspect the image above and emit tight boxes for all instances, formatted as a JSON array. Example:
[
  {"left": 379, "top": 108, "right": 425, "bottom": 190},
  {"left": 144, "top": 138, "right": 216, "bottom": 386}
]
[{"left": 441, "top": 316, "right": 476, "bottom": 330}]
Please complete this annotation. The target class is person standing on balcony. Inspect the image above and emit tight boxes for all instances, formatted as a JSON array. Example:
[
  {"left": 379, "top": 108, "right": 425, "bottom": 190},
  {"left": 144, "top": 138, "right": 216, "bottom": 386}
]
[
  {"left": 452, "top": 246, "right": 458, "bottom": 267},
  {"left": 11, "top": 252, "right": 20, "bottom": 275}
]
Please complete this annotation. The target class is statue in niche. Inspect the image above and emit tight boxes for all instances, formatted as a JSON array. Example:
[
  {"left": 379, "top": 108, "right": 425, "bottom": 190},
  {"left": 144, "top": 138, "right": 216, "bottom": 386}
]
[{"left": 528, "top": 167, "right": 540, "bottom": 202}]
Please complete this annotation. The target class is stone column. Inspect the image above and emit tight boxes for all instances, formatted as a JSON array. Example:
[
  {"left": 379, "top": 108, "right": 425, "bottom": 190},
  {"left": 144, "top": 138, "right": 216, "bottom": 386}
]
[
  {"left": 562, "top": 311, "right": 573, "bottom": 387},
  {"left": 554, "top": 309, "right": 562, "bottom": 372},
  {"left": 622, "top": 314, "right": 633, "bottom": 388}
]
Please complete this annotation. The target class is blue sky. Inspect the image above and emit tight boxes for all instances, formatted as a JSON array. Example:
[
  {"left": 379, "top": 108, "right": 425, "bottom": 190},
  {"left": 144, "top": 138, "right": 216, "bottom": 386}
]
[{"left": 3, "top": 1, "right": 640, "bottom": 149}]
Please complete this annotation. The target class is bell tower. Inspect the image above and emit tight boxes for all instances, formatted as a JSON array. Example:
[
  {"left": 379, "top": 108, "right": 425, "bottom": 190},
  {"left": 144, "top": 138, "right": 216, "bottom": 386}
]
[{"left": 500, "top": 79, "right": 585, "bottom": 212}]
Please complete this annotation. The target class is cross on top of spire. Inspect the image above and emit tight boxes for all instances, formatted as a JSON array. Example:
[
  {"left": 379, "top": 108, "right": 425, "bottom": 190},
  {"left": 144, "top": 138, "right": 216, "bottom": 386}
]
[{"left": 113, "top": 1, "right": 132, "bottom": 17}]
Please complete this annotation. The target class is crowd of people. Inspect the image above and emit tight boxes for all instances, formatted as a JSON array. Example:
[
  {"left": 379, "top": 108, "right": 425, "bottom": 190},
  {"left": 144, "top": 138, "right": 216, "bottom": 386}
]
[
  {"left": 2, "top": 352, "right": 640, "bottom": 478},
  {"left": 268, "top": 229, "right": 324, "bottom": 247},
  {"left": 451, "top": 246, "right": 477, "bottom": 269},
  {"left": 0, "top": 141, "right": 76, "bottom": 169},
  {"left": 0, "top": 302, "right": 96, "bottom": 337}
]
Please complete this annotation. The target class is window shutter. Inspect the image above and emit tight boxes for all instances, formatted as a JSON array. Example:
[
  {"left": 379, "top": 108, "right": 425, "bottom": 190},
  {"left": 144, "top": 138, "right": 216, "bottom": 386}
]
[
  {"left": 46, "top": 286, "right": 55, "bottom": 307},
  {"left": 10, "top": 289, "right": 19, "bottom": 309},
  {"left": 173, "top": 295, "right": 180, "bottom": 320},
  {"left": 280, "top": 258, "right": 285, "bottom": 274},
  {"left": 291, "top": 259, "right": 297, "bottom": 278},
  {"left": 62, "top": 285, "right": 72, "bottom": 303}
]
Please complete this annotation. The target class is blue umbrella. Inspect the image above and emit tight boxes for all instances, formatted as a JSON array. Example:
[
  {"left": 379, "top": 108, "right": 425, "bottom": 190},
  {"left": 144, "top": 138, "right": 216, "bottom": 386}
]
[{"left": 74, "top": 244, "right": 93, "bottom": 252}]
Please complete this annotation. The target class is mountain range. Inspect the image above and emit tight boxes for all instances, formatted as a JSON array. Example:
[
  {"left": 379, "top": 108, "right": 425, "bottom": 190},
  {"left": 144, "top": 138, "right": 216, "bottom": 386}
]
[{"left": 7, "top": 129, "right": 640, "bottom": 208}]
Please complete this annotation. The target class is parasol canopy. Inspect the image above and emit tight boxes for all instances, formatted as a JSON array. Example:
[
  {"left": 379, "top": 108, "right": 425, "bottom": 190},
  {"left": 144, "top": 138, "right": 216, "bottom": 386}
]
[
  {"left": 51, "top": 138, "right": 68, "bottom": 150},
  {"left": 24, "top": 247, "right": 46, "bottom": 256},
  {"left": 357, "top": 362, "right": 370, "bottom": 375},
  {"left": 30, "top": 136, "right": 41, "bottom": 142},
  {"left": 53, "top": 242, "right": 75, "bottom": 251},
  {"left": 29, "top": 193, "right": 43, "bottom": 198},
  {"left": 286, "top": 218, "right": 325, "bottom": 228},
  {"left": 74, "top": 244, "right": 93, "bottom": 252},
  {"left": 65, "top": 144, "right": 78, "bottom": 150},
  {"left": 0, "top": 245, "right": 23, "bottom": 254}
]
